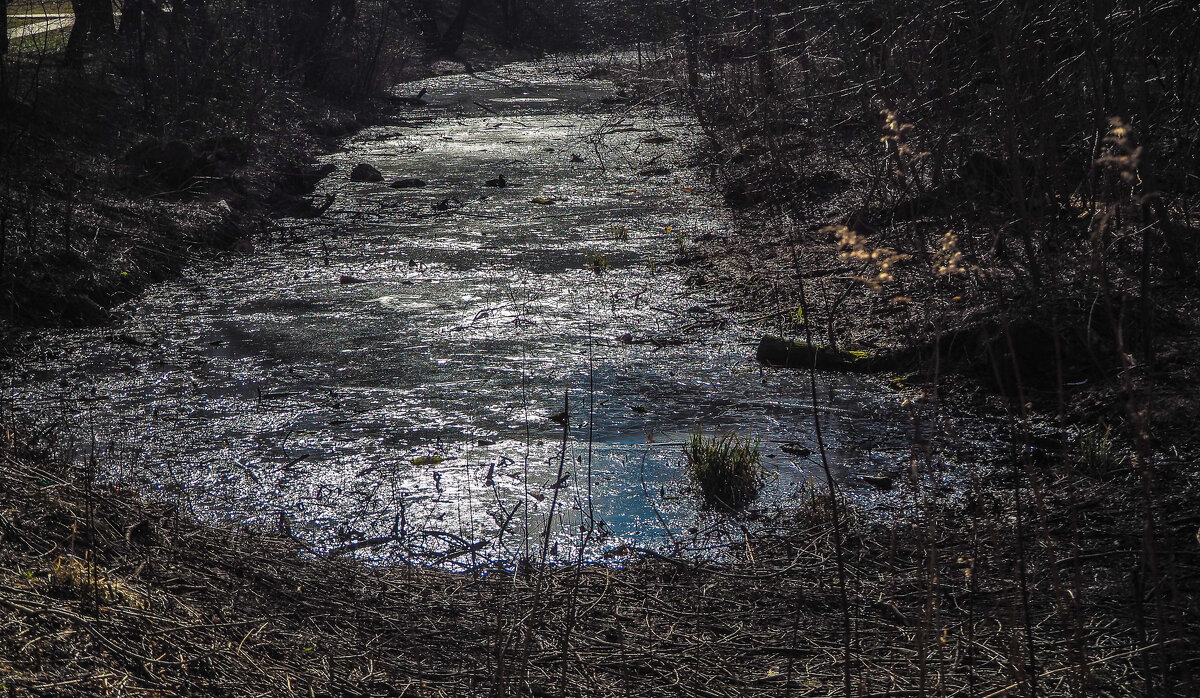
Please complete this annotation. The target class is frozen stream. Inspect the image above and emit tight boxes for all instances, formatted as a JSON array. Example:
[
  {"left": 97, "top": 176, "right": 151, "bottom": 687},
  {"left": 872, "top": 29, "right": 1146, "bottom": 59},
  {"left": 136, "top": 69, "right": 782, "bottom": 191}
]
[{"left": 8, "top": 59, "right": 956, "bottom": 565}]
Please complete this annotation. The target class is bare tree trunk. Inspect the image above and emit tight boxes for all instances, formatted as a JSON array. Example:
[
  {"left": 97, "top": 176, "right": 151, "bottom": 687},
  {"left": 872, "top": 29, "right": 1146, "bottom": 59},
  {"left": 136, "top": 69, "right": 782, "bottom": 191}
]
[
  {"left": 1, "top": 1, "right": 7, "bottom": 97},
  {"left": 119, "top": 0, "right": 160, "bottom": 41},
  {"left": 65, "top": 0, "right": 88, "bottom": 62},
  {"left": 304, "top": 0, "right": 335, "bottom": 87},
  {"left": 437, "top": 0, "right": 475, "bottom": 57},
  {"left": 754, "top": 0, "right": 775, "bottom": 98},
  {"left": 498, "top": 0, "right": 523, "bottom": 46},
  {"left": 284, "top": 0, "right": 344, "bottom": 88},
  {"left": 1, "top": 2, "right": 9, "bottom": 61},
  {"left": 65, "top": 0, "right": 115, "bottom": 62},
  {"left": 685, "top": 0, "right": 699, "bottom": 93}
]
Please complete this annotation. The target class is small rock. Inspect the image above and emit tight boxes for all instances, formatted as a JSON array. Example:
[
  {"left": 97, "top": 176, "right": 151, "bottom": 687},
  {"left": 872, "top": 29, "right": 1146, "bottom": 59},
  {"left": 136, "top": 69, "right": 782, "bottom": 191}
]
[
  {"left": 390, "top": 177, "right": 427, "bottom": 188},
  {"left": 860, "top": 475, "right": 895, "bottom": 490},
  {"left": 124, "top": 137, "right": 163, "bottom": 171},
  {"left": 267, "top": 192, "right": 335, "bottom": 219},
  {"left": 310, "top": 115, "right": 361, "bottom": 137},
  {"left": 569, "top": 153, "right": 585, "bottom": 163},
  {"left": 780, "top": 443, "right": 812, "bottom": 458},
  {"left": 339, "top": 275, "right": 367, "bottom": 284},
  {"left": 349, "top": 163, "right": 383, "bottom": 182}
]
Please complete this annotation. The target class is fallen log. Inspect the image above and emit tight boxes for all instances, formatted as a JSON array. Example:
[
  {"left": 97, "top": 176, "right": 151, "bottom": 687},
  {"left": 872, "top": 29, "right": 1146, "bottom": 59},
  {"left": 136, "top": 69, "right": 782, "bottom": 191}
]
[{"left": 755, "top": 335, "right": 915, "bottom": 372}]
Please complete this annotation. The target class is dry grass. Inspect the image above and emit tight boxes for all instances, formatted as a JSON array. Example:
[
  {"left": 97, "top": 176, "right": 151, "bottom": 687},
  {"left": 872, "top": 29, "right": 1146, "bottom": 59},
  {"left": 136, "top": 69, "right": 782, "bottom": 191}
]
[{"left": 2, "top": 413, "right": 1196, "bottom": 696}]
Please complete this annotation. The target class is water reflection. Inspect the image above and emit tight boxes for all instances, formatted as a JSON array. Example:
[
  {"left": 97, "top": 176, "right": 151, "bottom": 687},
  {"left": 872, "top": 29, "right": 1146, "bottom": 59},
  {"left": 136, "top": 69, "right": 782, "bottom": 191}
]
[{"left": 10, "top": 58, "right": 939, "bottom": 565}]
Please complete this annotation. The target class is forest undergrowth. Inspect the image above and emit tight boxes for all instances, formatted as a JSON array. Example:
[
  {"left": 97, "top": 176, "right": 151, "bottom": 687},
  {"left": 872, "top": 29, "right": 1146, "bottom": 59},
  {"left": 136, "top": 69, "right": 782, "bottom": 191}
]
[
  {"left": 2, "top": 0, "right": 1200, "bottom": 695},
  {"left": 641, "top": 0, "right": 1200, "bottom": 694}
]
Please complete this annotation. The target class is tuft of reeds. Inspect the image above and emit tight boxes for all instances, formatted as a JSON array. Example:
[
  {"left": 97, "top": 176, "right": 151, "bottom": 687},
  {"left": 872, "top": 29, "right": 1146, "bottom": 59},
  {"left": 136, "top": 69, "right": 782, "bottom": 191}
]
[
  {"left": 683, "top": 428, "right": 763, "bottom": 509},
  {"left": 1072, "top": 423, "right": 1126, "bottom": 476}
]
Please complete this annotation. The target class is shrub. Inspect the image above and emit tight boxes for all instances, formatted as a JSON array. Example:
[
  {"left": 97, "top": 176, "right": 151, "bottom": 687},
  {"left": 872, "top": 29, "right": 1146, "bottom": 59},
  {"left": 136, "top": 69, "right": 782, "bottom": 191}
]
[{"left": 683, "top": 429, "right": 763, "bottom": 509}]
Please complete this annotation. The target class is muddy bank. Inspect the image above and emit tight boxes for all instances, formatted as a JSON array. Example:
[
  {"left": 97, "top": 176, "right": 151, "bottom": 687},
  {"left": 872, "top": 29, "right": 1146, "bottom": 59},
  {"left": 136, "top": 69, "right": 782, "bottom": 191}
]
[{"left": 0, "top": 80, "right": 378, "bottom": 328}]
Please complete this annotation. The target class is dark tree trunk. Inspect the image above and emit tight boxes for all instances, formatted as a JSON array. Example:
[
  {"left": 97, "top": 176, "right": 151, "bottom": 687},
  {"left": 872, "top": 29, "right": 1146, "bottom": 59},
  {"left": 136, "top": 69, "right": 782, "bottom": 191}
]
[
  {"left": 65, "top": 0, "right": 115, "bottom": 62},
  {"left": 406, "top": 0, "right": 443, "bottom": 55},
  {"left": 1, "top": 1, "right": 6, "bottom": 102},
  {"left": 685, "top": 0, "right": 699, "bottom": 92},
  {"left": 287, "top": 0, "right": 337, "bottom": 87},
  {"left": 497, "top": 0, "right": 523, "bottom": 45},
  {"left": 437, "top": 0, "right": 475, "bottom": 57},
  {"left": 118, "top": 0, "right": 159, "bottom": 41},
  {"left": 82, "top": 0, "right": 115, "bottom": 40},
  {"left": 338, "top": 0, "right": 357, "bottom": 25},
  {"left": 307, "top": 0, "right": 335, "bottom": 86},
  {"left": 754, "top": 0, "right": 775, "bottom": 97}
]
